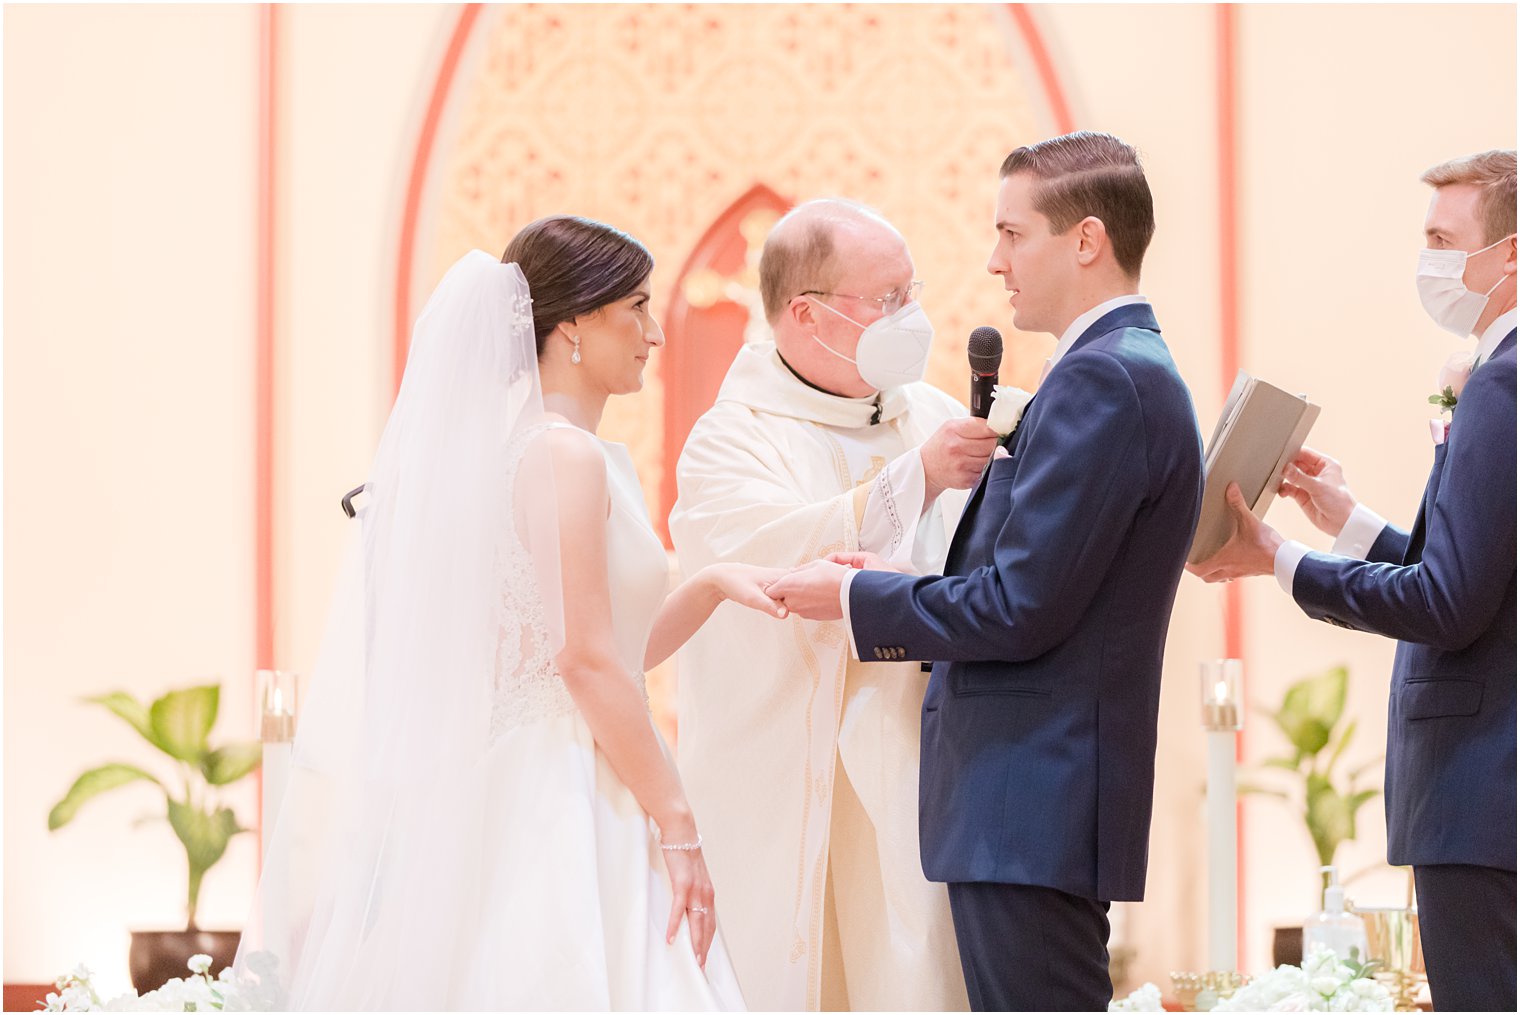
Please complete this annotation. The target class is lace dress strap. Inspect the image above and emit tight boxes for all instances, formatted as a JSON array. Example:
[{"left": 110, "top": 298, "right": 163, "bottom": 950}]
[{"left": 488, "top": 423, "right": 584, "bottom": 738}]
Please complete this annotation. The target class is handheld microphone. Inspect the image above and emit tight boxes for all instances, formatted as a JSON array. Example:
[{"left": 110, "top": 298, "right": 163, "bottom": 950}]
[{"left": 968, "top": 326, "right": 1003, "bottom": 419}]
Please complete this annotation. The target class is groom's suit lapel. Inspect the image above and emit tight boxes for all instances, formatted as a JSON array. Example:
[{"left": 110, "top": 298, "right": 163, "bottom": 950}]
[{"left": 943, "top": 303, "right": 1161, "bottom": 575}]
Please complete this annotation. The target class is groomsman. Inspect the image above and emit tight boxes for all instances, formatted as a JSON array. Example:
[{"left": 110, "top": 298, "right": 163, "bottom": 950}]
[{"left": 1191, "top": 150, "right": 1516, "bottom": 1012}]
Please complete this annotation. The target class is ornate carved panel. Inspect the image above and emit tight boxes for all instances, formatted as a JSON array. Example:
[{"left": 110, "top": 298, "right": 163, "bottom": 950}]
[{"left": 421, "top": 4, "right": 1063, "bottom": 515}]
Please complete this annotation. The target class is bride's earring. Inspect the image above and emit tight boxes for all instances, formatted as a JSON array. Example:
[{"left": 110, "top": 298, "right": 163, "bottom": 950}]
[{"left": 571, "top": 335, "right": 582, "bottom": 365}]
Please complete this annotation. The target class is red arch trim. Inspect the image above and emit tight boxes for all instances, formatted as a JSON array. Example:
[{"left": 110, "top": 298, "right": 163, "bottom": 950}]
[
  {"left": 256, "top": 4, "right": 277, "bottom": 672},
  {"left": 1008, "top": 5, "right": 1076, "bottom": 134},
  {"left": 392, "top": 4, "right": 1076, "bottom": 390},
  {"left": 1215, "top": 2, "right": 1247, "bottom": 972},
  {"left": 392, "top": 3, "right": 484, "bottom": 392}
]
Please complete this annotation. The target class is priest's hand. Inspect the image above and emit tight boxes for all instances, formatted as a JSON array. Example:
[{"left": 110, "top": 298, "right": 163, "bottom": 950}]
[
  {"left": 765, "top": 559, "right": 850, "bottom": 621},
  {"left": 1186, "top": 482, "right": 1283, "bottom": 582},
  {"left": 826, "top": 551, "right": 913, "bottom": 574},
  {"left": 1278, "top": 446, "right": 1356, "bottom": 537},
  {"left": 921, "top": 417, "right": 1000, "bottom": 499}
]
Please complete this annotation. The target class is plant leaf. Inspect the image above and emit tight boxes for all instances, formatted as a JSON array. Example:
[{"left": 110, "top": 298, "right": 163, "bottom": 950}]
[
  {"left": 1236, "top": 782, "right": 1290, "bottom": 800},
  {"left": 1261, "top": 755, "right": 1303, "bottom": 772},
  {"left": 49, "top": 763, "right": 162, "bottom": 830},
  {"left": 149, "top": 685, "right": 219, "bottom": 763},
  {"left": 1275, "top": 667, "right": 1347, "bottom": 758},
  {"left": 167, "top": 800, "right": 241, "bottom": 878},
  {"left": 201, "top": 742, "right": 263, "bottom": 785},
  {"left": 1325, "top": 717, "right": 1358, "bottom": 776},
  {"left": 85, "top": 692, "right": 156, "bottom": 744}
]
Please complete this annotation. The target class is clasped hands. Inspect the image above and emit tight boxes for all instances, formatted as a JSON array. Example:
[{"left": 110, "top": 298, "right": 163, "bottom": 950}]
[
  {"left": 705, "top": 552, "right": 905, "bottom": 623},
  {"left": 728, "top": 444, "right": 1360, "bottom": 614}
]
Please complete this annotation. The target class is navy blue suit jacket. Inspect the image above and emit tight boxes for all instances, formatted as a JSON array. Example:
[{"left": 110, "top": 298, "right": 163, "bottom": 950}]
[
  {"left": 848, "top": 303, "right": 1203, "bottom": 902},
  {"left": 1293, "top": 329, "right": 1516, "bottom": 872}
]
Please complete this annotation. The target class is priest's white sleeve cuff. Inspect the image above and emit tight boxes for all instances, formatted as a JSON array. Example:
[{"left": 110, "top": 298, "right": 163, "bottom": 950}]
[
  {"left": 1331, "top": 503, "right": 1388, "bottom": 560},
  {"left": 858, "top": 449, "right": 928, "bottom": 566},
  {"left": 839, "top": 568, "right": 860, "bottom": 661},
  {"left": 1275, "top": 540, "right": 1313, "bottom": 596}
]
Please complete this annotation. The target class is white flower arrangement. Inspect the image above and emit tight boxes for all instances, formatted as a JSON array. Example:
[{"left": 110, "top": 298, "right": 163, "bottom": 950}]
[
  {"left": 1109, "top": 980, "right": 1164, "bottom": 1012},
  {"left": 43, "top": 953, "right": 284, "bottom": 1012},
  {"left": 1109, "top": 944, "right": 1393, "bottom": 1013}
]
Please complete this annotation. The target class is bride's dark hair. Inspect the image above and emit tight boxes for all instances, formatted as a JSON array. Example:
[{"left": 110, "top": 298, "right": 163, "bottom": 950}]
[{"left": 502, "top": 215, "right": 654, "bottom": 356}]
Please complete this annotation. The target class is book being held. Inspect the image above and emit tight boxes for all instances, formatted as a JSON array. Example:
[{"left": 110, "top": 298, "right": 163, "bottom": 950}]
[{"left": 1188, "top": 372, "right": 1320, "bottom": 564}]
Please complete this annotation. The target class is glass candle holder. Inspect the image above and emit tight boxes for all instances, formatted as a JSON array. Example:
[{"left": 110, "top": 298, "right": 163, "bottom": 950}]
[
  {"left": 1200, "top": 659, "right": 1243, "bottom": 731},
  {"left": 258, "top": 669, "right": 298, "bottom": 742}
]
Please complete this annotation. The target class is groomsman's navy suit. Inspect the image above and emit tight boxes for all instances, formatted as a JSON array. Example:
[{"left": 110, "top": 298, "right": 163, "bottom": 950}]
[
  {"left": 847, "top": 302, "right": 1204, "bottom": 1011},
  {"left": 1290, "top": 327, "right": 1516, "bottom": 1012}
]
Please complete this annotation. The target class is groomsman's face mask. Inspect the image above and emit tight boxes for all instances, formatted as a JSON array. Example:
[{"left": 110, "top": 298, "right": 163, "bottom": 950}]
[{"left": 1419, "top": 184, "right": 1518, "bottom": 338}]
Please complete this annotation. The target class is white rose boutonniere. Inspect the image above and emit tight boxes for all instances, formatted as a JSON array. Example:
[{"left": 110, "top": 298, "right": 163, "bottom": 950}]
[{"left": 987, "top": 384, "right": 1035, "bottom": 440}]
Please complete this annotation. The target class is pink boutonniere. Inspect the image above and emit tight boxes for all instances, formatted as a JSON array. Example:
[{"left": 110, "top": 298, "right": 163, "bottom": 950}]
[{"left": 1428, "top": 350, "right": 1476, "bottom": 445}]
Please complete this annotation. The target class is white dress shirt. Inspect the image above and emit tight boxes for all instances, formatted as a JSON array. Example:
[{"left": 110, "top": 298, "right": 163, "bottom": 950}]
[
  {"left": 1273, "top": 307, "right": 1518, "bottom": 594},
  {"left": 838, "top": 294, "right": 1151, "bottom": 656}
]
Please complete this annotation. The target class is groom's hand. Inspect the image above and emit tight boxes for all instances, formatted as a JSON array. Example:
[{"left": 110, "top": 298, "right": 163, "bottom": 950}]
[
  {"left": 826, "top": 551, "right": 911, "bottom": 574},
  {"left": 766, "top": 559, "right": 850, "bottom": 621}
]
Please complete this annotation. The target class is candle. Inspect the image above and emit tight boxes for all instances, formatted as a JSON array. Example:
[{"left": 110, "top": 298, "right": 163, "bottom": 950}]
[
  {"left": 261, "top": 670, "right": 296, "bottom": 742},
  {"left": 258, "top": 670, "right": 299, "bottom": 861},
  {"left": 1200, "top": 659, "right": 1243, "bottom": 973}
]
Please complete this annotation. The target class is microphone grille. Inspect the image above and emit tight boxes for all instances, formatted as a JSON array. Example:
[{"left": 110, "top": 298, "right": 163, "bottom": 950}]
[{"left": 968, "top": 326, "right": 1003, "bottom": 373}]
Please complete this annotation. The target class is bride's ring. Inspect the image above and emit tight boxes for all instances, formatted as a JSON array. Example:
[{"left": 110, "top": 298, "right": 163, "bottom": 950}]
[{"left": 688, "top": 905, "right": 710, "bottom": 915}]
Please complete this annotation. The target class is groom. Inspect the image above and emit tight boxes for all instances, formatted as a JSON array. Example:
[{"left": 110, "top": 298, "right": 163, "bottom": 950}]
[{"left": 769, "top": 131, "right": 1204, "bottom": 1011}]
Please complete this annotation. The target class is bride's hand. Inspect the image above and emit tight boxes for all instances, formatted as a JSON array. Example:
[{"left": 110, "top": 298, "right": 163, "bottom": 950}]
[
  {"left": 705, "top": 563, "right": 789, "bottom": 618},
  {"left": 661, "top": 838, "right": 717, "bottom": 967}
]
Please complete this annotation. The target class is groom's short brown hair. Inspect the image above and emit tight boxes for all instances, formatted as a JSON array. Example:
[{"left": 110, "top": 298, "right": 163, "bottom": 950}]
[{"left": 1001, "top": 131, "right": 1155, "bottom": 278}]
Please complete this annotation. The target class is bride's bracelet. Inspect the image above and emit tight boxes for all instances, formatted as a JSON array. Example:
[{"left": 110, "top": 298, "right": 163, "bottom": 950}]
[{"left": 658, "top": 832, "right": 703, "bottom": 852}]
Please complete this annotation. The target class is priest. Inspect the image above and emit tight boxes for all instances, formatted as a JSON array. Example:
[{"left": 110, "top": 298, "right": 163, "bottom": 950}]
[{"left": 670, "top": 199, "right": 993, "bottom": 1011}]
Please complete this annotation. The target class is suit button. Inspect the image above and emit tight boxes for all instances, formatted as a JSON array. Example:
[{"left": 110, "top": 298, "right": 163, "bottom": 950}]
[{"left": 873, "top": 647, "right": 884, "bottom": 659}]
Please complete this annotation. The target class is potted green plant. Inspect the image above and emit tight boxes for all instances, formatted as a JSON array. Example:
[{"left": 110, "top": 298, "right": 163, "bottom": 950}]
[
  {"left": 48, "top": 682, "right": 262, "bottom": 992},
  {"left": 1242, "top": 665, "right": 1382, "bottom": 967}
]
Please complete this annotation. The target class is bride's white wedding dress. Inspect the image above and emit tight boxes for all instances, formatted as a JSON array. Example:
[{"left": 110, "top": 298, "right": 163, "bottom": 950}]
[
  {"left": 237, "top": 252, "right": 743, "bottom": 1011},
  {"left": 470, "top": 421, "right": 744, "bottom": 1009}
]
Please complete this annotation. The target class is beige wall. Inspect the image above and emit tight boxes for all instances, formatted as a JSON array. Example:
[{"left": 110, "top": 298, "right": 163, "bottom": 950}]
[
  {"left": 3, "top": 2, "right": 454, "bottom": 991},
  {"left": 4, "top": 3, "right": 260, "bottom": 990},
  {"left": 5, "top": 1, "right": 1514, "bottom": 997}
]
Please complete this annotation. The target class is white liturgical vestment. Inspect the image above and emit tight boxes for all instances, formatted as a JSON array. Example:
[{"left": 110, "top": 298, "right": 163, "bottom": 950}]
[{"left": 670, "top": 341, "right": 970, "bottom": 1011}]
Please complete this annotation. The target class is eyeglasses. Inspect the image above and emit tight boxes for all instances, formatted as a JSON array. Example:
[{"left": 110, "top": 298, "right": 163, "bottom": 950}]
[{"left": 799, "top": 280, "right": 925, "bottom": 316}]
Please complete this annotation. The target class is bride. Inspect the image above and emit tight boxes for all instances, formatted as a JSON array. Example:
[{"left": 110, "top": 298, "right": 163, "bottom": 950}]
[{"left": 237, "top": 217, "right": 785, "bottom": 1010}]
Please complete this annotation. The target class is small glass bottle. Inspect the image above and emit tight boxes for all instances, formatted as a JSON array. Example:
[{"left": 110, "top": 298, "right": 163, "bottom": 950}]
[{"left": 1302, "top": 865, "right": 1370, "bottom": 963}]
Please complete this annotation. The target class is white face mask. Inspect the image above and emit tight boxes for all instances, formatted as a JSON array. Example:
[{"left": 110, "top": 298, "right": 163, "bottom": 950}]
[
  {"left": 1416, "top": 234, "right": 1515, "bottom": 338},
  {"left": 808, "top": 298, "right": 935, "bottom": 390}
]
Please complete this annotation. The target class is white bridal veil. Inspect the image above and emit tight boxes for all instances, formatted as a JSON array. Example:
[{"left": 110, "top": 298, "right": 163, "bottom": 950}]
[{"left": 235, "top": 251, "right": 567, "bottom": 1008}]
